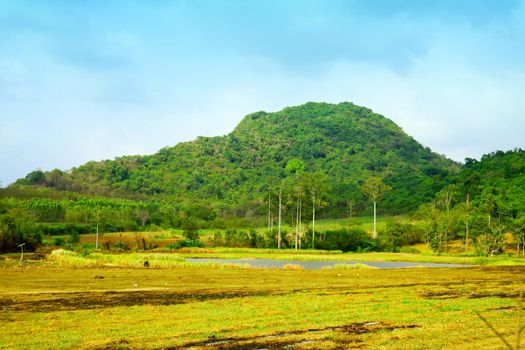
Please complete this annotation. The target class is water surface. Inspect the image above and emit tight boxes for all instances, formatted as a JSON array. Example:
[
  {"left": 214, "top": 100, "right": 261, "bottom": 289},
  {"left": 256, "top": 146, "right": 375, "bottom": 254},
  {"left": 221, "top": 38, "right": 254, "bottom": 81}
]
[{"left": 185, "top": 258, "right": 469, "bottom": 269}]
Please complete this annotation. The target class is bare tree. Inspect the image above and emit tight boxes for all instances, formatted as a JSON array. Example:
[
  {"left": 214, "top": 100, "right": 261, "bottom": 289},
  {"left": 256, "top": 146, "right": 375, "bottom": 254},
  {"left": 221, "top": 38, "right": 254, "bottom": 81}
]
[
  {"left": 91, "top": 207, "right": 107, "bottom": 250},
  {"left": 360, "top": 177, "right": 391, "bottom": 239},
  {"left": 136, "top": 208, "right": 150, "bottom": 227}
]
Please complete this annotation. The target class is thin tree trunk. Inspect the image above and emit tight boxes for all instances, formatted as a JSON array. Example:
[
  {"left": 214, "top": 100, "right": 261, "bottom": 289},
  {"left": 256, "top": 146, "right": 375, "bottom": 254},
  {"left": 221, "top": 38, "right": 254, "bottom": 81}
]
[
  {"left": 268, "top": 192, "right": 271, "bottom": 231},
  {"left": 373, "top": 200, "right": 377, "bottom": 239},
  {"left": 295, "top": 196, "right": 299, "bottom": 250},
  {"left": 96, "top": 223, "right": 99, "bottom": 250},
  {"left": 465, "top": 193, "right": 469, "bottom": 253},
  {"left": 465, "top": 221, "right": 469, "bottom": 253},
  {"left": 312, "top": 193, "right": 315, "bottom": 249},
  {"left": 278, "top": 188, "right": 282, "bottom": 249},
  {"left": 299, "top": 197, "right": 302, "bottom": 250}
]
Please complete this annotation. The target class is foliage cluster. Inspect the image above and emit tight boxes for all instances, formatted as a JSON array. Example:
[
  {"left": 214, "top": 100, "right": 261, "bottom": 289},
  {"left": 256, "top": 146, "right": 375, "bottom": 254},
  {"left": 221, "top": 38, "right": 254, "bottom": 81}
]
[{"left": 13, "top": 102, "right": 455, "bottom": 218}]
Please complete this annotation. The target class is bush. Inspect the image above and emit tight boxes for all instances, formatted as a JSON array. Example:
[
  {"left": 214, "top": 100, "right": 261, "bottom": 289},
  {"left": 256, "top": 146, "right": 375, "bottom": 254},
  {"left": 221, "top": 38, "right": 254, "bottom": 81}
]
[
  {"left": 175, "top": 239, "right": 205, "bottom": 248},
  {"left": 69, "top": 231, "right": 80, "bottom": 245},
  {"left": 0, "top": 210, "right": 42, "bottom": 252},
  {"left": 224, "top": 229, "right": 250, "bottom": 247},
  {"left": 314, "top": 228, "right": 375, "bottom": 252},
  {"left": 211, "top": 231, "right": 224, "bottom": 247},
  {"left": 39, "top": 223, "right": 94, "bottom": 236},
  {"left": 54, "top": 237, "right": 65, "bottom": 246},
  {"left": 399, "top": 246, "right": 421, "bottom": 254},
  {"left": 377, "top": 221, "right": 424, "bottom": 252}
]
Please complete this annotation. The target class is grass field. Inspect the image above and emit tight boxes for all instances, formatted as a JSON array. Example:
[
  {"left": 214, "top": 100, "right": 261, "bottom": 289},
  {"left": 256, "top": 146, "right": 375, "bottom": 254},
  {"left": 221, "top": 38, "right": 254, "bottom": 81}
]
[{"left": 1, "top": 251, "right": 525, "bottom": 349}]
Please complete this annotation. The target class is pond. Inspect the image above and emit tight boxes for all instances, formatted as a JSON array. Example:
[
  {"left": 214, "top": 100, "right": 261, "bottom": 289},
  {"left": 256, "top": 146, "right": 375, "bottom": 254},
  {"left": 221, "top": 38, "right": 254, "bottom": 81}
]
[{"left": 185, "top": 258, "right": 470, "bottom": 270}]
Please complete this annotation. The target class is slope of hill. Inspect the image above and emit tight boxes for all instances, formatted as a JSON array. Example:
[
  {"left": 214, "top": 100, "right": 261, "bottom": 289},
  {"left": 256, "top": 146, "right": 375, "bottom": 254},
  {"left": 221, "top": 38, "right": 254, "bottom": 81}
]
[
  {"left": 15, "top": 102, "right": 458, "bottom": 214},
  {"left": 452, "top": 149, "right": 525, "bottom": 216}
]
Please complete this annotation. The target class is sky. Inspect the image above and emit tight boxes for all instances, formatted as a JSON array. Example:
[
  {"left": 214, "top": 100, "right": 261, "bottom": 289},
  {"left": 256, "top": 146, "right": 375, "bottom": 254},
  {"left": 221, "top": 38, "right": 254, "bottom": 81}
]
[{"left": 1, "top": 0, "right": 525, "bottom": 186}]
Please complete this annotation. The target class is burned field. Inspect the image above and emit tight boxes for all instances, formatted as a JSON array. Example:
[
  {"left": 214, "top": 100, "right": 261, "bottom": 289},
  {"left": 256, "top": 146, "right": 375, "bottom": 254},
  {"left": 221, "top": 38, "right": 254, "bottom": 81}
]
[{"left": 1, "top": 265, "right": 524, "bottom": 349}]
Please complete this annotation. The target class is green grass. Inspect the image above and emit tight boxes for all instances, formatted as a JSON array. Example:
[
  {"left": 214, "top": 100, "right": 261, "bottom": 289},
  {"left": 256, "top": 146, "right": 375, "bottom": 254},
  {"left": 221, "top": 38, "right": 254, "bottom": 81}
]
[{"left": 0, "top": 260, "right": 524, "bottom": 349}]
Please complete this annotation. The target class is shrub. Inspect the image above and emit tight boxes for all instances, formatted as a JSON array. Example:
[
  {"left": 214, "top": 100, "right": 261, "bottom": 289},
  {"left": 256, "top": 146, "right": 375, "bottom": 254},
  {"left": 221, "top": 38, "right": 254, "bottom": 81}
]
[
  {"left": 314, "top": 228, "right": 374, "bottom": 252},
  {"left": 54, "top": 237, "right": 65, "bottom": 246},
  {"left": 378, "top": 221, "right": 424, "bottom": 252},
  {"left": 176, "top": 239, "right": 205, "bottom": 248},
  {"left": 211, "top": 231, "right": 224, "bottom": 247},
  {"left": 69, "top": 231, "right": 80, "bottom": 245},
  {"left": 399, "top": 246, "right": 421, "bottom": 254},
  {"left": 0, "top": 210, "right": 42, "bottom": 252},
  {"left": 38, "top": 223, "right": 94, "bottom": 236},
  {"left": 224, "top": 229, "right": 250, "bottom": 247}
]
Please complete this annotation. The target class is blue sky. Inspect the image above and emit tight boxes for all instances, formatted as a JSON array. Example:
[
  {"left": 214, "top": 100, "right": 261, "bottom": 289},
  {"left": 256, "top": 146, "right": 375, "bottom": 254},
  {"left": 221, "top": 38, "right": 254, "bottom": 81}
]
[{"left": 1, "top": 0, "right": 525, "bottom": 186}]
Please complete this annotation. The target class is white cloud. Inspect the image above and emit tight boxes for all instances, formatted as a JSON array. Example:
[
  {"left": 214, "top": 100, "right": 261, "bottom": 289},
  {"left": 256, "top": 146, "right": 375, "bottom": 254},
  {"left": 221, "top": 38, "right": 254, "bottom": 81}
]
[{"left": 2, "top": 2, "right": 525, "bottom": 186}]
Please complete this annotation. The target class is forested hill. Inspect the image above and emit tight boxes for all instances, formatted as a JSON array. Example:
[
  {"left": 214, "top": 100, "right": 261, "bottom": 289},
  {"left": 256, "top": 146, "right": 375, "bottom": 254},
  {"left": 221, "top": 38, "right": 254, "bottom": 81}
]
[
  {"left": 450, "top": 149, "right": 525, "bottom": 214},
  {"left": 15, "top": 102, "right": 457, "bottom": 214}
]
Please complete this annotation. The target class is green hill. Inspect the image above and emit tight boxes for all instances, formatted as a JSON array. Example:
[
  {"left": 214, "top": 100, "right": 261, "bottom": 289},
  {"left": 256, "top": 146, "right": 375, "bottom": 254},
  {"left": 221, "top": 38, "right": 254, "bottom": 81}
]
[
  {"left": 452, "top": 149, "right": 525, "bottom": 216},
  {"left": 15, "top": 102, "right": 457, "bottom": 215}
]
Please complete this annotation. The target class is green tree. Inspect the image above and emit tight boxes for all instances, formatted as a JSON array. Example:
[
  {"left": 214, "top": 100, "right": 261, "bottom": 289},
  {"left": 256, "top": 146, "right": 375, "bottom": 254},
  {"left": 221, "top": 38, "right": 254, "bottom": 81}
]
[
  {"left": 302, "top": 172, "right": 330, "bottom": 249},
  {"left": 360, "top": 177, "right": 392, "bottom": 239},
  {"left": 511, "top": 214, "right": 525, "bottom": 255},
  {"left": 285, "top": 158, "right": 305, "bottom": 175},
  {"left": 0, "top": 209, "right": 41, "bottom": 252}
]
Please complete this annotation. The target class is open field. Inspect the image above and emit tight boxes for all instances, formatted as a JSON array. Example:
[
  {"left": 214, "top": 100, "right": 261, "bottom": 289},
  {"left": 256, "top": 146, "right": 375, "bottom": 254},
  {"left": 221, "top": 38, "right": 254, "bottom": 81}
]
[{"left": 1, "top": 253, "right": 525, "bottom": 349}]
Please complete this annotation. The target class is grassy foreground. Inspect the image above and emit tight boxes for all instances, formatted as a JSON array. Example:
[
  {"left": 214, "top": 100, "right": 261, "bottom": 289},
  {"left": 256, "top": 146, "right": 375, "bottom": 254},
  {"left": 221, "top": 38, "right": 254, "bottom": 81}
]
[{"left": 1, "top": 255, "right": 524, "bottom": 349}]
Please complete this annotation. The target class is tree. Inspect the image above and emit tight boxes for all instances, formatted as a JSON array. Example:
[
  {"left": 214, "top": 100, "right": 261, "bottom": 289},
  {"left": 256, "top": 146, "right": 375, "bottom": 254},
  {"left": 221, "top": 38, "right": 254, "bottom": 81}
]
[
  {"left": 360, "top": 177, "right": 391, "bottom": 239},
  {"left": 471, "top": 213, "right": 505, "bottom": 256},
  {"left": 91, "top": 207, "right": 109, "bottom": 250},
  {"left": 278, "top": 186, "right": 282, "bottom": 249},
  {"left": 302, "top": 172, "right": 329, "bottom": 249},
  {"left": 436, "top": 185, "right": 457, "bottom": 213},
  {"left": 346, "top": 199, "right": 356, "bottom": 220},
  {"left": 511, "top": 215, "right": 525, "bottom": 256},
  {"left": 285, "top": 158, "right": 305, "bottom": 175},
  {"left": 434, "top": 185, "right": 458, "bottom": 253},
  {"left": 135, "top": 207, "right": 150, "bottom": 227},
  {"left": 0, "top": 209, "right": 41, "bottom": 252},
  {"left": 25, "top": 170, "right": 46, "bottom": 185}
]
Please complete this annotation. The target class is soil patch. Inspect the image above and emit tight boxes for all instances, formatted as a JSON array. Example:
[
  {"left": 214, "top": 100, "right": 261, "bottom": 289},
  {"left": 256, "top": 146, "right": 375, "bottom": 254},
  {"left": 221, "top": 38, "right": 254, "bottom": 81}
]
[
  {"left": 0, "top": 289, "right": 279, "bottom": 312},
  {"left": 173, "top": 322, "right": 420, "bottom": 350}
]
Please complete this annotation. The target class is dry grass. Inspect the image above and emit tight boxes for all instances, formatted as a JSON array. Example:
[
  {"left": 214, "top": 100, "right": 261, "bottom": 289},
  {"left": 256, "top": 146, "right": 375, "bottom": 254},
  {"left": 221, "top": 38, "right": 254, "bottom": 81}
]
[{"left": 1, "top": 258, "right": 524, "bottom": 349}]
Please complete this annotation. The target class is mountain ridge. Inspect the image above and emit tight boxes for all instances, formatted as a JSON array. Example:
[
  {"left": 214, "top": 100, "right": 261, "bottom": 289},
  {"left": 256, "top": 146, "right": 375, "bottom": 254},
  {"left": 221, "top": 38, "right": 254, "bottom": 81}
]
[{"left": 15, "top": 102, "right": 458, "bottom": 215}]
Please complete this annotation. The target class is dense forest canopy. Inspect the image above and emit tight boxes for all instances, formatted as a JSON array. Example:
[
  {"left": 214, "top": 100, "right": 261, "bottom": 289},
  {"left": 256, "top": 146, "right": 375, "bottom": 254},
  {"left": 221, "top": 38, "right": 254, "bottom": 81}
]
[{"left": 12, "top": 102, "right": 457, "bottom": 216}]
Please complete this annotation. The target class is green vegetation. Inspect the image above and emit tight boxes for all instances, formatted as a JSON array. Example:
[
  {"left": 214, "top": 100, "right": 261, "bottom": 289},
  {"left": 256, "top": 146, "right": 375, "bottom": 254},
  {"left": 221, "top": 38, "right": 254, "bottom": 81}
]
[
  {"left": 0, "top": 259, "right": 523, "bottom": 349},
  {"left": 1, "top": 103, "right": 524, "bottom": 258},
  {"left": 11, "top": 102, "right": 456, "bottom": 217}
]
